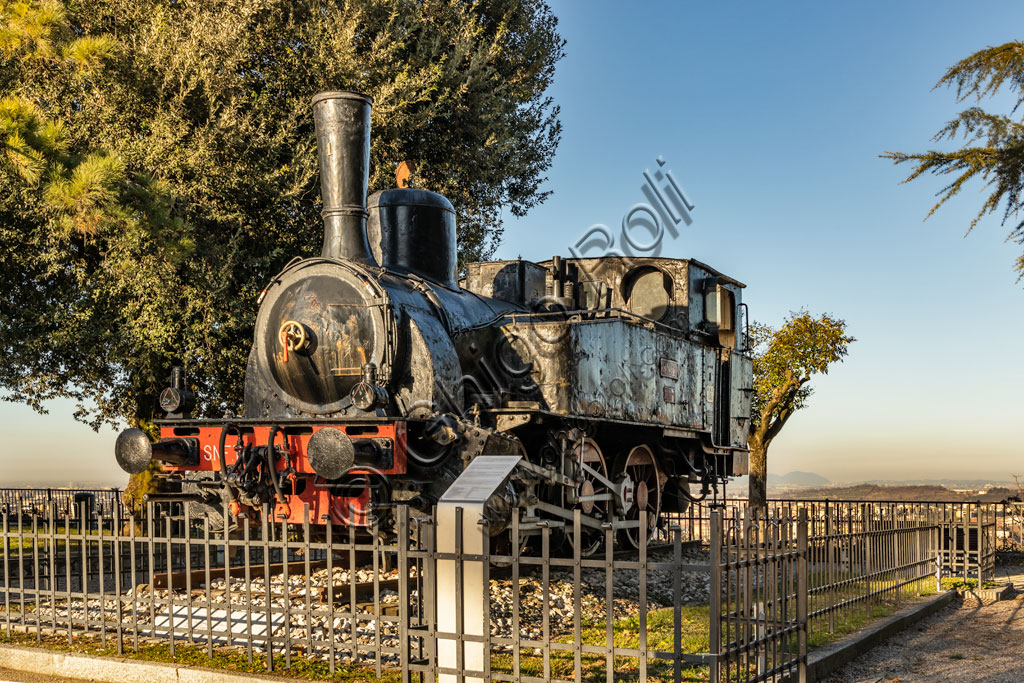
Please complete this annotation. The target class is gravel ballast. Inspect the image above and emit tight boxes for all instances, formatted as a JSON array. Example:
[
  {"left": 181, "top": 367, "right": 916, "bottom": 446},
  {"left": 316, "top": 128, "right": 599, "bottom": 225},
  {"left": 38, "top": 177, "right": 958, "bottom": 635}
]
[{"left": 23, "top": 546, "right": 711, "bottom": 664}]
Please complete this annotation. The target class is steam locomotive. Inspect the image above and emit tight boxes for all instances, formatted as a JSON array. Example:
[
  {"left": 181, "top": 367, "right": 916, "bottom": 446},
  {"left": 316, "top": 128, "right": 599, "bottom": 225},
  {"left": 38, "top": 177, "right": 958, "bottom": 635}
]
[{"left": 115, "top": 91, "right": 752, "bottom": 551}]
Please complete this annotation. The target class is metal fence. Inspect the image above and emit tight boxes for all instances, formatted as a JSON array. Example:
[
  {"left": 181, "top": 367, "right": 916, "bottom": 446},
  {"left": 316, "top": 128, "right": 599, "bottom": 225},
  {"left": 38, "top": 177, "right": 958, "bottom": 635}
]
[
  {"left": 0, "top": 488, "right": 122, "bottom": 518},
  {"left": 711, "top": 506, "right": 939, "bottom": 682},
  {"left": 677, "top": 498, "right": 1012, "bottom": 581},
  {"left": 0, "top": 496, "right": 949, "bottom": 683}
]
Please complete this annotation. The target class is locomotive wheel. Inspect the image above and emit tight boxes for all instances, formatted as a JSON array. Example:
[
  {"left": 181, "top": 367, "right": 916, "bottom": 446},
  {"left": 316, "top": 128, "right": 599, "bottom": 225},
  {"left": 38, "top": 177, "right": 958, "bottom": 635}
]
[
  {"left": 616, "top": 445, "right": 662, "bottom": 549},
  {"left": 565, "top": 438, "right": 611, "bottom": 557}
]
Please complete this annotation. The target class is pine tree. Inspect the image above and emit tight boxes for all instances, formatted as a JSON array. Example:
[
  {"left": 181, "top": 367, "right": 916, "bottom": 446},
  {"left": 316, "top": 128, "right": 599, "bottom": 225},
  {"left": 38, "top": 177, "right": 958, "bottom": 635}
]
[{"left": 884, "top": 42, "right": 1024, "bottom": 277}]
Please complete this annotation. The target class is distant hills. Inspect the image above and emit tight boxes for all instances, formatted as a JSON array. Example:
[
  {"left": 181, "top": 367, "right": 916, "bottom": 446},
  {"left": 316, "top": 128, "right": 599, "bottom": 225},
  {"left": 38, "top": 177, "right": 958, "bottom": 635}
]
[
  {"left": 858, "top": 478, "right": 1019, "bottom": 488},
  {"left": 774, "top": 483, "right": 1020, "bottom": 503},
  {"left": 768, "top": 471, "right": 831, "bottom": 487},
  {"left": 727, "top": 471, "right": 1022, "bottom": 503},
  {"left": 729, "top": 471, "right": 833, "bottom": 491},
  {"left": 1, "top": 480, "right": 121, "bottom": 489}
]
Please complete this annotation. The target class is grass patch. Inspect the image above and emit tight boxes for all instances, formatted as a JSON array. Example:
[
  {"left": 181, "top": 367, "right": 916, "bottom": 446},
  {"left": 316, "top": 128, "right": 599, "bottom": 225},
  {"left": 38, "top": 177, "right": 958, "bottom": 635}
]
[
  {"left": 490, "top": 605, "right": 710, "bottom": 682},
  {"left": 806, "top": 577, "right": 937, "bottom": 648},
  {"left": 939, "top": 577, "right": 999, "bottom": 591},
  {"left": 1, "top": 526, "right": 107, "bottom": 557},
  {"left": 488, "top": 583, "right": 937, "bottom": 683},
  {"left": 807, "top": 600, "right": 904, "bottom": 649},
  {"left": 0, "top": 631, "right": 397, "bottom": 682}
]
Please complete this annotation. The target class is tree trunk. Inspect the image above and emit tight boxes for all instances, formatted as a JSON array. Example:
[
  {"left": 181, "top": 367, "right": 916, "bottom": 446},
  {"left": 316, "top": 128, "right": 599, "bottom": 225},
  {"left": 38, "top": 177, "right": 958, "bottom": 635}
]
[{"left": 748, "top": 442, "right": 768, "bottom": 512}]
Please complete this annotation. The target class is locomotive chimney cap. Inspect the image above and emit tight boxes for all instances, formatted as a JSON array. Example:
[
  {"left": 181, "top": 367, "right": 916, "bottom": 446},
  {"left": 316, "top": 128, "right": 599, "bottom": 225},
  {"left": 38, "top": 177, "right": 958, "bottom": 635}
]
[{"left": 311, "top": 90, "right": 373, "bottom": 106}]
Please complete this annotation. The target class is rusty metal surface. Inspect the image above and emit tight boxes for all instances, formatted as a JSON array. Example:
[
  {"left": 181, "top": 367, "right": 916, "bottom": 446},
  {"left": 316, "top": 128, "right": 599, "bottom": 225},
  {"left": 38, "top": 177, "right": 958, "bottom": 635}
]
[
  {"left": 499, "top": 315, "right": 723, "bottom": 431},
  {"left": 463, "top": 260, "right": 547, "bottom": 307},
  {"left": 729, "top": 353, "right": 753, "bottom": 448},
  {"left": 246, "top": 259, "right": 394, "bottom": 416}
]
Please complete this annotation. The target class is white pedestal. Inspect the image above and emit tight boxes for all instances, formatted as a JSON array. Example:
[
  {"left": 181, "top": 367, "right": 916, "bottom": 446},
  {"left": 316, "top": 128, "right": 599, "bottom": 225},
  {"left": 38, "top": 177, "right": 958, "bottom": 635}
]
[{"left": 436, "top": 455, "right": 521, "bottom": 683}]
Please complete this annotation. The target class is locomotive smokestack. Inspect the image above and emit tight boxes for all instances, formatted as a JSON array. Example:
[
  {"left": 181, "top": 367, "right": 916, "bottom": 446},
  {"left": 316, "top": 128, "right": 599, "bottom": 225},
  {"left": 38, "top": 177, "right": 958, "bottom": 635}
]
[{"left": 311, "top": 91, "right": 375, "bottom": 264}]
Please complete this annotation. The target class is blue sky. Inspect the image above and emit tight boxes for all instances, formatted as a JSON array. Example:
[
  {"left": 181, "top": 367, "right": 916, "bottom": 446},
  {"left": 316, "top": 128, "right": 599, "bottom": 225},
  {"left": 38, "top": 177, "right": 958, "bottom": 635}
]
[{"left": 2, "top": 1, "right": 1022, "bottom": 485}]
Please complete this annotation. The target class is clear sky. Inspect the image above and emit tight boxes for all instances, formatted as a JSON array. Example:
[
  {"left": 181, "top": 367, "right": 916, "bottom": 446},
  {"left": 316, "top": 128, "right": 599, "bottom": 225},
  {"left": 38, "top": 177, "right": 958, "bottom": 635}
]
[{"left": 1, "top": 1, "right": 1022, "bottom": 486}]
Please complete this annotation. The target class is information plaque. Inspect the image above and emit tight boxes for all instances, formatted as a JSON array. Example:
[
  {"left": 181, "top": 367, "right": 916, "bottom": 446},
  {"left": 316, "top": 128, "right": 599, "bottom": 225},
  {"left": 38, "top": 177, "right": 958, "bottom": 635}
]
[{"left": 439, "top": 455, "right": 522, "bottom": 503}]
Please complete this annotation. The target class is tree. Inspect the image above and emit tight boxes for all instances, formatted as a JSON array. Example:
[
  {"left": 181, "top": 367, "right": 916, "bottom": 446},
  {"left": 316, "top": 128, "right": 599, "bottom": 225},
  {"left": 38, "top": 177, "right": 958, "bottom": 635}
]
[
  {"left": 747, "top": 312, "right": 854, "bottom": 510},
  {"left": 883, "top": 41, "right": 1024, "bottom": 278},
  {"left": 0, "top": 0, "right": 564, "bottom": 437},
  {"left": 1, "top": 1, "right": 187, "bottom": 430}
]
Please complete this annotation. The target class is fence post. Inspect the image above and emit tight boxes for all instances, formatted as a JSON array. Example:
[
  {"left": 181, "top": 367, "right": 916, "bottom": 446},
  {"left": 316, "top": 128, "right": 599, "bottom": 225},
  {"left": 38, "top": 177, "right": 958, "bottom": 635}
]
[
  {"left": 825, "top": 499, "right": 834, "bottom": 634},
  {"left": 976, "top": 506, "right": 983, "bottom": 586},
  {"left": 423, "top": 514, "right": 437, "bottom": 679},
  {"left": 741, "top": 507, "right": 752, "bottom": 669},
  {"left": 672, "top": 522, "right": 682, "bottom": 683},
  {"left": 756, "top": 601, "right": 766, "bottom": 678},
  {"left": 709, "top": 510, "right": 722, "bottom": 683},
  {"left": 958, "top": 504, "right": 966, "bottom": 580},
  {"left": 797, "top": 508, "right": 808, "bottom": 683},
  {"left": 894, "top": 517, "right": 902, "bottom": 607},
  {"left": 397, "top": 506, "right": 410, "bottom": 683},
  {"left": 862, "top": 504, "right": 871, "bottom": 618}
]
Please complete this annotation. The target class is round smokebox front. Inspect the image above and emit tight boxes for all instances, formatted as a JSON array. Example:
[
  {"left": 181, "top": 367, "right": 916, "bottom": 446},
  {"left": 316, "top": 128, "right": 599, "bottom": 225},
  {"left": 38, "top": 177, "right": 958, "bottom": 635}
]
[{"left": 256, "top": 261, "right": 392, "bottom": 413}]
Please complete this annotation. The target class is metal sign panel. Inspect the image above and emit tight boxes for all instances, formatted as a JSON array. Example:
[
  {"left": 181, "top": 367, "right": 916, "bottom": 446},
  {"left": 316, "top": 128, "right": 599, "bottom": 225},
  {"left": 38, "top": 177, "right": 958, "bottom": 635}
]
[{"left": 439, "top": 455, "right": 521, "bottom": 503}]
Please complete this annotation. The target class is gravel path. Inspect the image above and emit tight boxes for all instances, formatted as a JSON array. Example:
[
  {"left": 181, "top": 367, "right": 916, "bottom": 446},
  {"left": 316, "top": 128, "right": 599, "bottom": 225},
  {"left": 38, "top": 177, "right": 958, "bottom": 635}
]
[
  {"left": 0, "top": 667, "right": 87, "bottom": 683},
  {"left": 824, "top": 589, "right": 1024, "bottom": 683}
]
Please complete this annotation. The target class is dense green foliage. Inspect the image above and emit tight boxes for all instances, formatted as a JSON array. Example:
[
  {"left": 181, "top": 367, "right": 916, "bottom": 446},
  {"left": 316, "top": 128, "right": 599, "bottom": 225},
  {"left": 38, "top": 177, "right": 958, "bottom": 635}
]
[
  {"left": 747, "top": 312, "right": 854, "bottom": 507},
  {"left": 0, "top": 0, "right": 564, "bottom": 431},
  {"left": 884, "top": 41, "right": 1024, "bottom": 277}
]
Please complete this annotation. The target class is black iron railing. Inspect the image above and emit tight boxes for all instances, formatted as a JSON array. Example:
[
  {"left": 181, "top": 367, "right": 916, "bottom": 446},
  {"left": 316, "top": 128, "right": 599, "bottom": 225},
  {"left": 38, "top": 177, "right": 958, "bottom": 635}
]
[{"left": 0, "top": 494, "right": 962, "bottom": 682}]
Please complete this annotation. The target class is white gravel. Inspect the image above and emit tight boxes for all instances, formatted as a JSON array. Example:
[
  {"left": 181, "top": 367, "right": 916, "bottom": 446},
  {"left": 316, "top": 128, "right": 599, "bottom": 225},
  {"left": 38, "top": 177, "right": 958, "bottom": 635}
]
[{"left": 24, "top": 546, "right": 711, "bottom": 664}]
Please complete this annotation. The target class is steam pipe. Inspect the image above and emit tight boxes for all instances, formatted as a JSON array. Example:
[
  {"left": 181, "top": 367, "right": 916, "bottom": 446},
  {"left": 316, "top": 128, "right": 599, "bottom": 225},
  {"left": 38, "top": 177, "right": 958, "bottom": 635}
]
[
  {"left": 216, "top": 424, "right": 239, "bottom": 503},
  {"left": 266, "top": 426, "right": 288, "bottom": 505},
  {"left": 552, "top": 255, "right": 564, "bottom": 298},
  {"left": 311, "top": 91, "right": 375, "bottom": 264}
]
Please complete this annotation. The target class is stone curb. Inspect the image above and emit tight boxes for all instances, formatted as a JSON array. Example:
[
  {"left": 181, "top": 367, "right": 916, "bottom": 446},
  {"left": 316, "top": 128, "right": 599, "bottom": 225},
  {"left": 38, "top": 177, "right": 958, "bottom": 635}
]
[
  {"left": 0, "top": 644, "right": 290, "bottom": 683},
  {"left": 962, "top": 583, "right": 1015, "bottom": 602},
  {"left": 804, "top": 590, "right": 957, "bottom": 683}
]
